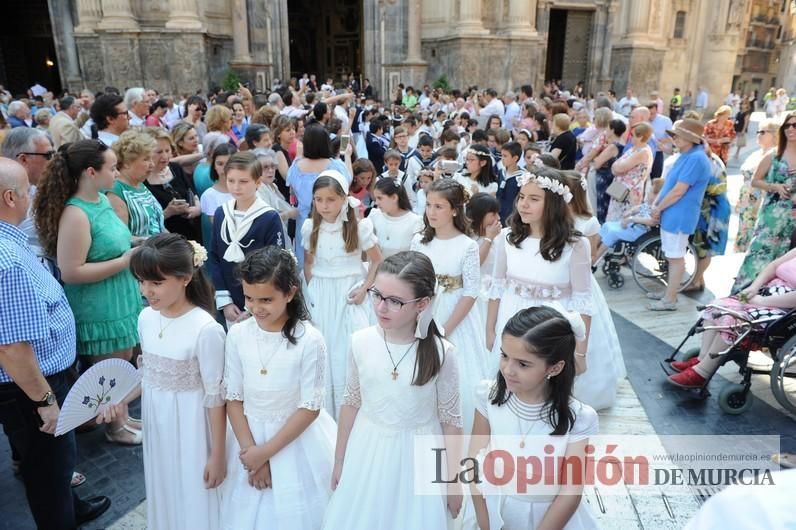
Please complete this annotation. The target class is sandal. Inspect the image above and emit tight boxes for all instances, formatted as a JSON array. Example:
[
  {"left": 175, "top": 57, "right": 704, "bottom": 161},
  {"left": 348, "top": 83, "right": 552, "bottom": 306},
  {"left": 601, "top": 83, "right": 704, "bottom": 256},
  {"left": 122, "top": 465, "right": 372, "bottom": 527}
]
[
  {"left": 105, "top": 424, "right": 143, "bottom": 445},
  {"left": 71, "top": 471, "right": 86, "bottom": 488},
  {"left": 772, "top": 453, "right": 796, "bottom": 469},
  {"left": 647, "top": 299, "right": 678, "bottom": 311}
]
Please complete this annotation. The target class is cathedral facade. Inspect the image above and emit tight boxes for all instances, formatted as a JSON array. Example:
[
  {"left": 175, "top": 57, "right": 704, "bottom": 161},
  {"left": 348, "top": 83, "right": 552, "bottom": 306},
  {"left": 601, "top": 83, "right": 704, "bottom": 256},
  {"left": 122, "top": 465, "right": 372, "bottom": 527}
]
[{"left": 39, "top": 0, "right": 745, "bottom": 109}]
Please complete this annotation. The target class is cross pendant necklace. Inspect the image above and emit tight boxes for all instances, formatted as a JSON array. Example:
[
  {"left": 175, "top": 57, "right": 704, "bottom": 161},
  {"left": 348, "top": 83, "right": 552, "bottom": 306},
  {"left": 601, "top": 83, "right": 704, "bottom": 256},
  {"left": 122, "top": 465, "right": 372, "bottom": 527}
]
[{"left": 383, "top": 329, "right": 416, "bottom": 381}]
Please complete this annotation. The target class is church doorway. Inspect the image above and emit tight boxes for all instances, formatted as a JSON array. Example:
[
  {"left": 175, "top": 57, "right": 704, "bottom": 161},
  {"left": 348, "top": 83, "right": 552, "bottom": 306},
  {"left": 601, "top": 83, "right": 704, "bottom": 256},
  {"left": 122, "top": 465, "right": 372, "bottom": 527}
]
[
  {"left": 287, "top": 0, "right": 362, "bottom": 85},
  {"left": 0, "top": 0, "right": 61, "bottom": 95},
  {"left": 545, "top": 9, "right": 593, "bottom": 92}
]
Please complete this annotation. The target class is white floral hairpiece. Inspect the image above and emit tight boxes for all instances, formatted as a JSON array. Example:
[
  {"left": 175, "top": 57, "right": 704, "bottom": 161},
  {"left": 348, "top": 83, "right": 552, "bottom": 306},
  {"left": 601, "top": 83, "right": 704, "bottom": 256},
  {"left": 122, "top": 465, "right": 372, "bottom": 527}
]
[
  {"left": 580, "top": 177, "right": 588, "bottom": 191},
  {"left": 465, "top": 147, "right": 489, "bottom": 158},
  {"left": 188, "top": 240, "right": 208, "bottom": 268},
  {"left": 516, "top": 172, "right": 573, "bottom": 203}
]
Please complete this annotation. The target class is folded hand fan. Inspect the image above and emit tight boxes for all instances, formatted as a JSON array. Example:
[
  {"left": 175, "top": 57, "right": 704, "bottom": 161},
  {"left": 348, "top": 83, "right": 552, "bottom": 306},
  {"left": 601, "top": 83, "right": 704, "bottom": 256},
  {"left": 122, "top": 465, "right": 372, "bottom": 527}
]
[{"left": 55, "top": 358, "right": 142, "bottom": 436}]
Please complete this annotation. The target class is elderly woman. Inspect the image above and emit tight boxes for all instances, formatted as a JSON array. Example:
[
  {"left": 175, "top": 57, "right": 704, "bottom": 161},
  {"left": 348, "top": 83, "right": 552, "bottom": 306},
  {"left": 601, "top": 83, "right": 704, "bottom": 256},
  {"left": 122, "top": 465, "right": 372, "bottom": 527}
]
[
  {"left": 703, "top": 105, "right": 736, "bottom": 164},
  {"left": 107, "top": 130, "right": 165, "bottom": 241},
  {"left": 205, "top": 104, "right": 237, "bottom": 147},
  {"left": 735, "top": 119, "right": 779, "bottom": 252},
  {"left": 181, "top": 95, "right": 207, "bottom": 142},
  {"left": 669, "top": 246, "right": 796, "bottom": 388},
  {"left": 606, "top": 122, "right": 653, "bottom": 222},
  {"left": 733, "top": 112, "right": 796, "bottom": 292},
  {"left": 142, "top": 127, "right": 202, "bottom": 241},
  {"left": 648, "top": 119, "right": 712, "bottom": 311}
]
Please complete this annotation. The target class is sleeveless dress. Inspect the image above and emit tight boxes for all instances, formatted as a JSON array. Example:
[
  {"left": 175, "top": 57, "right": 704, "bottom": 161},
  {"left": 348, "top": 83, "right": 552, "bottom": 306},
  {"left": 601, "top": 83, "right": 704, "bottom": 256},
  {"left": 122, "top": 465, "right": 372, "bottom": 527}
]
[
  {"left": 734, "top": 148, "right": 775, "bottom": 252},
  {"left": 732, "top": 157, "right": 796, "bottom": 293},
  {"left": 110, "top": 179, "right": 166, "bottom": 237},
  {"left": 605, "top": 145, "right": 650, "bottom": 222},
  {"left": 593, "top": 141, "right": 622, "bottom": 224},
  {"left": 63, "top": 195, "right": 141, "bottom": 355},
  {"left": 321, "top": 326, "right": 461, "bottom": 530}
]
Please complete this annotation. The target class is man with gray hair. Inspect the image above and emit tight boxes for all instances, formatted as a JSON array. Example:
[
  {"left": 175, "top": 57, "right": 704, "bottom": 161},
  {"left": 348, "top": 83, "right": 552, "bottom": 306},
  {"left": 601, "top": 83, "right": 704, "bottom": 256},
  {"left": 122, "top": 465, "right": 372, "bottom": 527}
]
[
  {"left": 267, "top": 92, "right": 284, "bottom": 109},
  {"left": 124, "top": 87, "right": 148, "bottom": 126},
  {"left": 502, "top": 90, "right": 520, "bottom": 128},
  {"left": 1, "top": 128, "right": 53, "bottom": 256},
  {"left": 48, "top": 96, "right": 83, "bottom": 149},
  {"left": 7, "top": 101, "right": 31, "bottom": 128}
]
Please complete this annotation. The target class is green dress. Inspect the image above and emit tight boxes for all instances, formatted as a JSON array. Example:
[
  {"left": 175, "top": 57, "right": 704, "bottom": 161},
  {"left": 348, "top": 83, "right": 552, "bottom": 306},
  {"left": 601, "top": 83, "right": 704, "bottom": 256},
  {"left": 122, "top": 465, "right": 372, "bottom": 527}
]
[
  {"left": 732, "top": 157, "right": 796, "bottom": 293},
  {"left": 63, "top": 195, "right": 142, "bottom": 355},
  {"left": 110, "top": 179, "right": 165, "bottom": 237}
]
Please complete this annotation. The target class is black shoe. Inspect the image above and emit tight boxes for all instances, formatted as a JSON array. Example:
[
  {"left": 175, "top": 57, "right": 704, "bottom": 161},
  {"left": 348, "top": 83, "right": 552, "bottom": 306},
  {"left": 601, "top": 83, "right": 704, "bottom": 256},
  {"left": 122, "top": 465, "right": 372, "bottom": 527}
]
[{"left": 75, "top": 496, "right": 111, "bottom": 526}]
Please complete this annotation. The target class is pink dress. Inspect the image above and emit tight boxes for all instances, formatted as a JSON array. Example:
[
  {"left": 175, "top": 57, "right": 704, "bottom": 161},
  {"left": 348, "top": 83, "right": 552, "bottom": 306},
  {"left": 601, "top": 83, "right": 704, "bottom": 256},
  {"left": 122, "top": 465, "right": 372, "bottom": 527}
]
[{"left": 704, "top": 257, "right": 796, "bottom": 342}]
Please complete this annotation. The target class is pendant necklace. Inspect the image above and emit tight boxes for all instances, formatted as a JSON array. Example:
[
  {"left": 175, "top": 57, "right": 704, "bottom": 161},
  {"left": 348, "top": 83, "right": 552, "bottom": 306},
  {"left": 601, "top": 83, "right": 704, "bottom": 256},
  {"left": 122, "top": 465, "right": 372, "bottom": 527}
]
[
  {"left": 510, "top": 394, "right": 543, "bottom": 448},
  {"left": 382, "top": 329, "right": 417, "bottom": 381},
  {"left": 256, "top": 333, "right": 284, "bottom": 375},
  {"left": 158, "top": 314, "right": 178, "bottom": 339}
]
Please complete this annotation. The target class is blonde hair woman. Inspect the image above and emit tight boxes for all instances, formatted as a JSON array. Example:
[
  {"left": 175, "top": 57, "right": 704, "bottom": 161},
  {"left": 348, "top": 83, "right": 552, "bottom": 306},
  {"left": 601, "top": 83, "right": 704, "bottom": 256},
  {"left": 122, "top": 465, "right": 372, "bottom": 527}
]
[{"left": 205, "top": 104, "right": 236, "bottom": 146}]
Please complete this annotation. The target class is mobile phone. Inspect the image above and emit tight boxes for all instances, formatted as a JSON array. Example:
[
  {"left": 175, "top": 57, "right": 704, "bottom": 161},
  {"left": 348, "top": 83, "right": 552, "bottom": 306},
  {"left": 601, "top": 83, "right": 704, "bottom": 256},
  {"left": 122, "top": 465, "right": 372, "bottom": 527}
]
[
  {"left": 441, "top": 160, "right": 459, "bottom": 173},
  {"left": 340, "top": 134, "right": 350, "bottom": 151},
  {"left": 173, "top": 198, "right": 187, "bottom": 205}
]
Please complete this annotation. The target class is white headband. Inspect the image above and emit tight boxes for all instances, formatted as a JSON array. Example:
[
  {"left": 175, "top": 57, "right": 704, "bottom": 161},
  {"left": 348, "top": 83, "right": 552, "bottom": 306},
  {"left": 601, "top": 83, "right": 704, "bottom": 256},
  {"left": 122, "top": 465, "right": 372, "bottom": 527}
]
[
  {"left": 516, "top": 171, "right": 573, "bottom": 203},
  {"left": 318, "top": 169, "right": 360, "bottom": 224}
]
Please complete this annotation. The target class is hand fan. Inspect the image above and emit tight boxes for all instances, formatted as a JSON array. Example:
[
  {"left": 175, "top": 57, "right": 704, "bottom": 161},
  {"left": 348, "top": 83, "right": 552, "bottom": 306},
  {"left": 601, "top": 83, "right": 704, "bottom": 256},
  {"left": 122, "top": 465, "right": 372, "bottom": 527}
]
[{"left": 55, "top": 358, "right": 142, "bottom": 437}]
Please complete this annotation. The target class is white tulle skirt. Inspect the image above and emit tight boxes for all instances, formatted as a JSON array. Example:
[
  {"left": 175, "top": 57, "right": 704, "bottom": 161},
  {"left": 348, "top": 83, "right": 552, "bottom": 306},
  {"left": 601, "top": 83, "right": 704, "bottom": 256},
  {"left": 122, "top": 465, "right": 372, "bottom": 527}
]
[{"left": 222, "top": 411, "right": 336, "bottom": 530}]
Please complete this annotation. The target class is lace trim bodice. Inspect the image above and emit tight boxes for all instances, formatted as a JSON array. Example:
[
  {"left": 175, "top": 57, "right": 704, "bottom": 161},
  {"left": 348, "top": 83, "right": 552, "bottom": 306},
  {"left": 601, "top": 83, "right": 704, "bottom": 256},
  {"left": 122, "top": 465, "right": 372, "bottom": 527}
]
[
  {"left": 411, "top": 233, "right": 482, "bottom": 299},
  {"left": 143, "top": 351, "right": 224, "bottom": 406}
]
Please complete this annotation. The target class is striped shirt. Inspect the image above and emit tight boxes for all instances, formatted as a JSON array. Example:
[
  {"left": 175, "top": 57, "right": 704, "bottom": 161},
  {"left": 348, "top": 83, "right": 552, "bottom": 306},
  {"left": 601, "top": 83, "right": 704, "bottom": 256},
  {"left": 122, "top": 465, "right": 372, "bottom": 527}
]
[{"left": 0, "top": 221, "right": 76, "bottom": 383}]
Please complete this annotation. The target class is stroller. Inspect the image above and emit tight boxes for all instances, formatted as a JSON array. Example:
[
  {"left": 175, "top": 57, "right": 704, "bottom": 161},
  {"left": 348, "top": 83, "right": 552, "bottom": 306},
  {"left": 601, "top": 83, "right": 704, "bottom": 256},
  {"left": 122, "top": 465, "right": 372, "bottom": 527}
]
[{"left": 662, "top": 303, "right": 796, "bottom": 415}]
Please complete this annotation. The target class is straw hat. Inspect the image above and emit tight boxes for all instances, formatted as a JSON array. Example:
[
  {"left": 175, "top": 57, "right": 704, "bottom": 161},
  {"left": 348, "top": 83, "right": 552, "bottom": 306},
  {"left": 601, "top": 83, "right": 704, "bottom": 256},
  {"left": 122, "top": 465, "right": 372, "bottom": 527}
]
[{"left": 666, "top": 119, "right": 704, "bottom": 144}]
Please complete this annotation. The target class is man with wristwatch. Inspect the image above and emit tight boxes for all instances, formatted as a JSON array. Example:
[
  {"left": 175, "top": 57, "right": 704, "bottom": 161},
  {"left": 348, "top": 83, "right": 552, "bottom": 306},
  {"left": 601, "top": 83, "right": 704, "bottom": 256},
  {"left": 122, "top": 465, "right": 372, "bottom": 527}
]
[{"left": 0, "top": 158, "right": 110, "bottom": 529}]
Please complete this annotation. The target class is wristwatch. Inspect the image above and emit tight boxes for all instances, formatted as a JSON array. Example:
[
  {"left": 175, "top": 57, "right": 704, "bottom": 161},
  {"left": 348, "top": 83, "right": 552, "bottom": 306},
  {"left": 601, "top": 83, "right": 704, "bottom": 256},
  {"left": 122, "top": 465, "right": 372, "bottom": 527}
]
[{"left": 34, "top": 391, "right": 56, "bottom": 408}]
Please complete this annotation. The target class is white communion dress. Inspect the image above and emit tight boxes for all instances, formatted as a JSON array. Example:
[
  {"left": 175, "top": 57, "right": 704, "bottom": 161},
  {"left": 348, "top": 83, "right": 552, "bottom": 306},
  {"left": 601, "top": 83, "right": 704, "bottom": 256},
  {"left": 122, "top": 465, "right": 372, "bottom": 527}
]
[
  {"left": 572, "top": 215, "right": 626, "bottom": 410},
  {"left": 465, "top": 380, "right": 600, "bottom": 530},
  {"left": 321, "top": 326, "right": 461, "bottom": 530},
  {"left": 222, "top": 318, "right": 336, "bottom": 530},
  {"left": 301, "top": 216, "right": 376, "bottom": 418},
  {"left": 411, "top": 232, "right": 490, "bottom": 433},
  {"left": 139, "top": 306, "right": 226, "bottom": 530},
  {"left": 368, "top": 208, "right": 424, "bottom": 258}
]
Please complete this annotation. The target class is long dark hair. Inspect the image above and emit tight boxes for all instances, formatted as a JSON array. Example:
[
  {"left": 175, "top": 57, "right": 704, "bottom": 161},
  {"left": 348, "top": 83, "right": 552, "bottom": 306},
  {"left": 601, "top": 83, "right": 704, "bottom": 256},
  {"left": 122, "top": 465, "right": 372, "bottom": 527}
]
[
  {"left": 490, "top": 307, "right": 577, "bottom": 436},
  {"left": 130, "top": 233, "right": 215, "bottom": 315},
  {"left": 374, "top": 177, "right": 412, "bottom": 212},
  {"left": 507, "top": 166, "right": 578, "bottom": 261},
  {"left": 309, "top": 176, "right": 359, "bottom": 254},
  {"left": 378, "top": 251, "right": 443, "bottom": 386},
  {"left": 34, "top": 140, "right": 109, "bottom": 258},
  {"left": 466, "top": 192, "right": 500, "bottom": 236},
  {"left": 210, "top": 143, "right": 238, "bottom": 182},
  {"left": 238, "top": 247, "right": 310, "bottom": 345},
  {"left": 777, "top": 112, "right": 796, "bottom": 159},
  {"left": 420, "top": 178, "right": 472, "bottom": 243},
  {"left": 465, "top": 144, "right": 494, "bottom": 188}
]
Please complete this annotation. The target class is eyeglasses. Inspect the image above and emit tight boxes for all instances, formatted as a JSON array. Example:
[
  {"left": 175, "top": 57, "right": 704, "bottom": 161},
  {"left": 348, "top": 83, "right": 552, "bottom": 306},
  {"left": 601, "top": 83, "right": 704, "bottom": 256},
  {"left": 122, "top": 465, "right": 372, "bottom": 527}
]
[
  {"left": 367, "top": 288, "right": 422, "bottom": 312},
  {"left": 784, "top": 122, "right": 796, "bottom": 130},
  {"left": 20, "top": 151, "right": 55, "bottom": 160}
]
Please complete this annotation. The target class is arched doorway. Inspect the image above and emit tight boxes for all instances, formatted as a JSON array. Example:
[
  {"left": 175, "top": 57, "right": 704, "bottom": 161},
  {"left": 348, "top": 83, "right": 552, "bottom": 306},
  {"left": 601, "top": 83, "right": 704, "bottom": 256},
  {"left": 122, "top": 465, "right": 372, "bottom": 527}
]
[
  {"left": 0, "top": 0, "right": 61, "bottom": 96},
  {"left": 287, "top": 0, "right": 362, "bottom": 84}
]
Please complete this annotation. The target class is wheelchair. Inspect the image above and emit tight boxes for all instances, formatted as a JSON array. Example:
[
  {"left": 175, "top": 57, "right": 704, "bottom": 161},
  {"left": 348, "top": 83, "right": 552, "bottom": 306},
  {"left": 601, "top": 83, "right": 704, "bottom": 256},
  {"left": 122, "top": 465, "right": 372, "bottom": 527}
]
[
  {"left": 662, "top": 303, "right": 796, "bottom": 415},
  {"left": 599, "top": 227, "right": 697, "bottom": 293}
]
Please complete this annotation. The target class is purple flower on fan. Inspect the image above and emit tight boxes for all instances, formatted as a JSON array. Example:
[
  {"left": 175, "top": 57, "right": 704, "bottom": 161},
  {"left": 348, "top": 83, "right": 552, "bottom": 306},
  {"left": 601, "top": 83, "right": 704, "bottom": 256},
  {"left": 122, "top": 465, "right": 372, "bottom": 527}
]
[
  {"left": 82, "top": 396, "right": 90, "bottom": 405},
  {"left": 109, "top": 378, "right": 116, "bottom": 388},
  {"left": 98, "top": 376, "right": 105, "bottom": 386}
]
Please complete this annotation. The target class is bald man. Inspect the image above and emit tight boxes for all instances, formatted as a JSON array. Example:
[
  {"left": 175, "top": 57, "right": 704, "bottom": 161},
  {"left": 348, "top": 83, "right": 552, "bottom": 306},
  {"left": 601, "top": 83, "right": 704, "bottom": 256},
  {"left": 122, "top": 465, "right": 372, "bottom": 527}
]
[
  {"left": 0, "top": 159, "right": 110, "bottom": 528},
  {"left": 623, "top": 106, "right": 658, "bottom": 156}
]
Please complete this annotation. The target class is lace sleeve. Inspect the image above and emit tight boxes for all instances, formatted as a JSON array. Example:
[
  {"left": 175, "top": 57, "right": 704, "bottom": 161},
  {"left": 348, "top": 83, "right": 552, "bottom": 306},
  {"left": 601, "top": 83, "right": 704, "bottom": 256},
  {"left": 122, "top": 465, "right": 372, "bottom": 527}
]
[
  {"left": 341, "top": 345, "right": 362, "bottom": 409},
  {"left": 224, "top": 325, "right": 243, "bottom": 402},
  {"left": 298, "top": 329, "right": 327, "bottom": 411},
  {"left": 436, "top": 343, "right": 462, "bottom": 428},
  {"left": 196, "top": 321, "right": 227, "bottom": 408},
  {"left": 567, "top": 237, "right": 594, "bottom": 316},
  {"left": 461, "top": 239, "right": 482, "bottom": 299},
  {"left": 488, "top": 228, "right": 509, "bottom": 299}
]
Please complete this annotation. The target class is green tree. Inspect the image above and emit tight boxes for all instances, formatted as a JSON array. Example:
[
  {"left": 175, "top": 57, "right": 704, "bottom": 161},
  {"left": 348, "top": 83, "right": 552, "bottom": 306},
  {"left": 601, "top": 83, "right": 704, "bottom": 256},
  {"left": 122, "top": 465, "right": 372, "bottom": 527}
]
[
  {"left": 222, "top": 69, "right": 242, "bottom": 92},
  {"left": 432, "top": 74, "right": 450, "bottom": 91}
]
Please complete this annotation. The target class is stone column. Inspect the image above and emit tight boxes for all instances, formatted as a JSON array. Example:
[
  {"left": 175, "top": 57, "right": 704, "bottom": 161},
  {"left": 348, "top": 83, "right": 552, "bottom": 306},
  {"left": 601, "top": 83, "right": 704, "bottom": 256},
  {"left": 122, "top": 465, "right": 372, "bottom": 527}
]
[
  {"left": 406, "top": 0, "right": 423, "bottom": 62},
  {"left": 231, "top": 0, "right": 252, "bottom": 63},
  {"left": 627, "top": 1, "right": 650, "bottom": 36},
  {"left": 74, "top": 0, "right": 102, "bottom": 33},
  {"left": 165, "top": 0, "right": 204, "bottom": 30},
  {"left": 96, "top": 0, "right": 138, "bottom": 30},
  {"left": 505, "top": 0, "right": 536, "bottom": 36},
  {"left": 459, "top": 0, "right": 486, "bottom": 34}
]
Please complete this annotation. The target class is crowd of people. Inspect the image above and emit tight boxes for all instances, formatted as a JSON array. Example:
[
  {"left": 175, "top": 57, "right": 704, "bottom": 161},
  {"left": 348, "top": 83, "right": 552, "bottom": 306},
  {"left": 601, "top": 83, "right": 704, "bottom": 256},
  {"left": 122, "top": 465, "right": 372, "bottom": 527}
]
[{"left": 0, "top": 73, "right": 795, "bottom": 530}]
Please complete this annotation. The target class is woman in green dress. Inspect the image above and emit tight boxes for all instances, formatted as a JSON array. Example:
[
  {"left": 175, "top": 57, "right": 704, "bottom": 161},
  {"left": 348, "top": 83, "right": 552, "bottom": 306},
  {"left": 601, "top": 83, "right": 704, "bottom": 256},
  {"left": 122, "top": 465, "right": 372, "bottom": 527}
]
[
  {"left": 107, "top": 130, "right": 167, "bottom": 242},
  {"left": 34, "top": 139, "right": 143, "bottom": 444},
  {"left": 733, "top": 113, "right": 796, "bottom": 293}
]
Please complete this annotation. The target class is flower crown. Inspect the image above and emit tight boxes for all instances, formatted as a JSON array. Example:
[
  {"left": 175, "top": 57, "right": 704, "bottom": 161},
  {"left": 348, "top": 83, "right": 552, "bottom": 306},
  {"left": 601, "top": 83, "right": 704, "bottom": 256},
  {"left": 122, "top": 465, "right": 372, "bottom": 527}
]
[
  {"left": 516, "top": 172, "right": 573, "bottom": 203},
  {"left": 465, "top": 147, "right": 490, "bottom": 158},
  {"left": 188, "top": 240, "right": 208, "bottom": 268}
]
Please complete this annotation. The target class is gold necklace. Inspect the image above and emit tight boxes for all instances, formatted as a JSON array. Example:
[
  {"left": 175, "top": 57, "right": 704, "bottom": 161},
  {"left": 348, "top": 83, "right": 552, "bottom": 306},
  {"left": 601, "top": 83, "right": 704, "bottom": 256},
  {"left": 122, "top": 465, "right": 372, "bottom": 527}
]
[
  {"left": 159, "top": 314, "right": 178, "bottom": 339},
  {"left": 256, "top": 333, "right": 285, "bottom": 375}
]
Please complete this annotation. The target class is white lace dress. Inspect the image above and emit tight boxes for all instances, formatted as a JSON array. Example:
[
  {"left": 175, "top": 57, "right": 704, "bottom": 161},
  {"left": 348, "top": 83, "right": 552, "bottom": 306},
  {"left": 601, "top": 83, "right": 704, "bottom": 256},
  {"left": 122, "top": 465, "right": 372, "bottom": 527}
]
[
  {"left": 411, "top": 232, "right": 489, "bottom": 433},
  {"left": 222, "top": 319, "right": 336, "bottom": 530},
  {"left": 301, "top": 217, "right": 377, "bottom": 418},
  {"left": 321, "top": 326, "right": 461, "bottom": 530},
  {"left": 368, "top": 208, "right": 424, "bottom": 258},
  {"left": 464, "top": 380, "right": 600, "bottom": 530},
  {"left": 139, "top": 307, "right": 226, "bottom": 530},
  {"left": 488, "top": 228, "right": 593, "bottom": 372},
  {"left": 572, "top": 216, "right": 626, "bottom": 410}
]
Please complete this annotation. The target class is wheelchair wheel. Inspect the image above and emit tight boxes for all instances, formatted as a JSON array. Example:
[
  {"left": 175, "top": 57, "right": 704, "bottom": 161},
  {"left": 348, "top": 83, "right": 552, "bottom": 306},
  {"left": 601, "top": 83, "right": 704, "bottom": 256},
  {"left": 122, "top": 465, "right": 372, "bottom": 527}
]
[
  {"left": 608, "top": 274, "right": 624, "bottom": 289},
  {"left": 770, "top": 336, "right": 796, "bottom": 415},
  {"left": 601, "top": 260, "right": 612, "bottom": 276},
  {"left": 631, "top": 234, "right": 697, "bottom": 294},
  {"left": 717, "top": 383, "right": 754, "bottom": 414}
]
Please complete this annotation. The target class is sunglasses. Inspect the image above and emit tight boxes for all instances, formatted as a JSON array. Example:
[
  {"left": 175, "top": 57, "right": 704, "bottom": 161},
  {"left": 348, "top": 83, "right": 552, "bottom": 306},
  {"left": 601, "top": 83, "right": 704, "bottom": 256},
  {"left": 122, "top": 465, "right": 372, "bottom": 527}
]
[
  {"left": 20, "top": 151, "right": 55, "bottom": 160},
  {"left": 784, "top": 122, "right": 796, "bottom": 130}
]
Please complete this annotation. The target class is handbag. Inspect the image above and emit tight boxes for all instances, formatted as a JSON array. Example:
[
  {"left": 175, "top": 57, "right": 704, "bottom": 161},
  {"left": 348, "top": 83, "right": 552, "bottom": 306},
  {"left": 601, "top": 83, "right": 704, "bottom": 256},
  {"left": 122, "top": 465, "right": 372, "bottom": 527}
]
[{"left": 606, "top": 180, "right": 630, "bottom": 202}]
